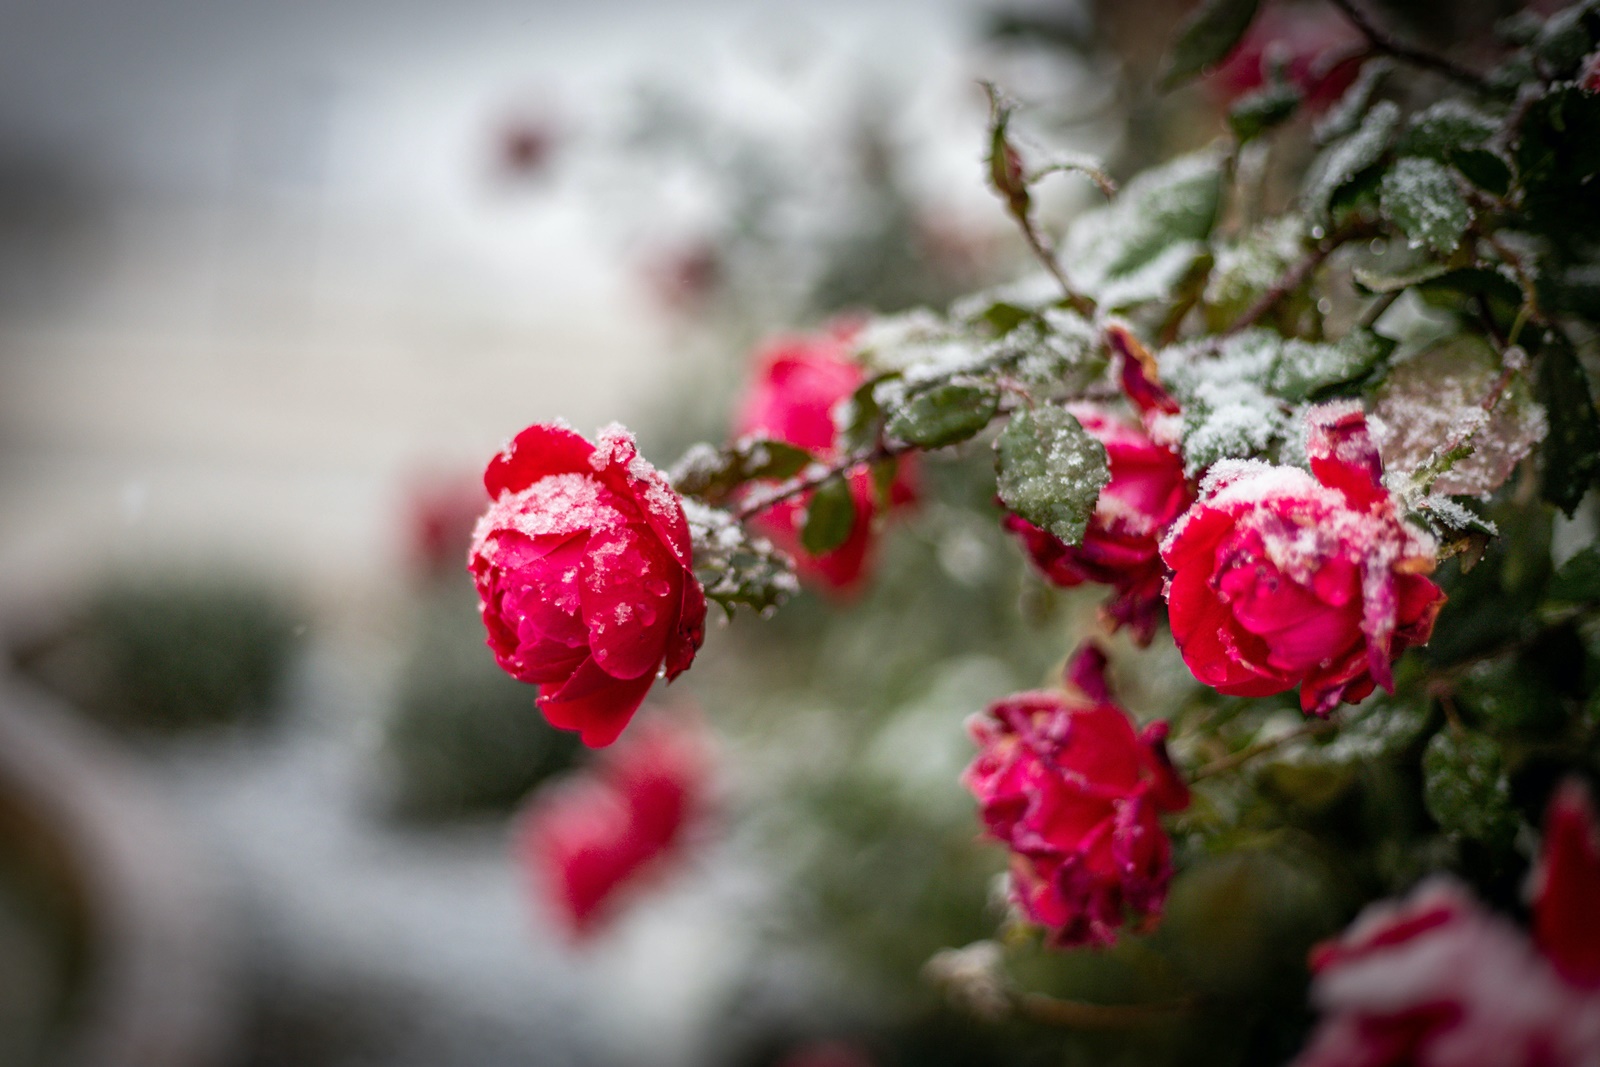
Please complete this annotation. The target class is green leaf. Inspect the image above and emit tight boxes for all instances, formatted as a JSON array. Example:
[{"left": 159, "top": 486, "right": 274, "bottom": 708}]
[
  {"left": 1352, "top": 258, "right": 1453, "bottom": 293},
  {"left": 1314, "top": 58, "right": 1390, "bottom": 145},
  {"left": 1379, "top": 157, "right": 1472, "bottom": 255},
  {"left": 1306, "top": 100, "right": 1400, "bottom": 220},
  {"left": 801, "top": 476, "right": 858, "bottom": 555},
  {"left": 886, "top": 381, "right": 1001, "bottom": 449},
  {"left": 1537, "top": 331, "right": 1600, "bottom": 516},
  {"left": 1269, "top": 329, "right": 1394, "bottom": 401},
  {"left": 1450, "top": 148, "right": 1513, "bottom": 197},
  {"left": 1517, "top": 88, "right": 1600, "bottom": 246},
  {"left": 1229, "top": 82, "right": 1302, "bottom": 143},
  {"left": 685, "top": 504, "right": 798, "bottom": 618},
  {"left": 1422, "top": 730, "right": 1517, "bottom": 849},
  {"left": 670, "top": 438, "right": 814, "bottom": 504},
  {"left": 838, "top": 374, "right": 892, "bottom": 455},
  {"left": 994, "top": 406, "right": 1109, "bottom": 546},
  {"left": 1064, "top": 150, "right": 1222, "bottom": 297},
  {"left": 1533, "top": 2, "right": 1598, "bottom": 76},
  {"left": 1459, "top": 657, "right": 1566, "bottom": 735},
  {"left": 1549, "top": 544, "right": 1600, "bottom": 603},
  {"left": 1397, "top": 101, "right": 1498, "bottom": 159},
  {"left": 1160, "top": 0, "right": 1261, "bottom": 89}
]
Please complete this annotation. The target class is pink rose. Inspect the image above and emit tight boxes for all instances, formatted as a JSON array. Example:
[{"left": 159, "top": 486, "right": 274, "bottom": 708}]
[
  {"left": 470, "top": 422, "right": 706, "bottom": 747},
  {"left": 734, "top": 326, "right": 916, "bottom": 594},
  {"left": 1003, "top": 405, "right": 1193, "bottom": 645},
  {"left": 1295, "top": 781, "right": 1600, "bottom": 1067},
  {"left": 1161, "top": 402, "right": 1445, "bottom": 716},
  {"left": 516, "top": 717, "right": 709, "bottom": 938},
  {"left": 962, "top": 644, "right": 1190, "bottom": 948}
]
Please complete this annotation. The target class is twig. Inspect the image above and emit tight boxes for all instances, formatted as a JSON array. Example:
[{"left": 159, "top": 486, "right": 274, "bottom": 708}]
[
  {"left": 1326, "top": 0, "right": 1491, "bottom": 94},
  {"left": 1222, "top": 242, "right": 1334, "bottom": 338},
  {"left": 1191, "top": 718, "right": 1339, "bottom": 781},
  {"left": 731, "top": 441, "right": 909, "bottom": 522}
]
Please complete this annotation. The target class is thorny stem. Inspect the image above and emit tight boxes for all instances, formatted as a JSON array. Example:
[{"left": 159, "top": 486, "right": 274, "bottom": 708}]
[
  {"left": 1325, "top": 0, "right": 1492, "bottom": 94},
  {"left": 1221, "top": 240, "right": 1336, "bottom": 338}
]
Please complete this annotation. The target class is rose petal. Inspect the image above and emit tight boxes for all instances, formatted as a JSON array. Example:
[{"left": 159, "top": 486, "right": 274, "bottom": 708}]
[
  {"left": 485, "top": 423, "right": 597, "bottom": 499},
  {"left": 537, "top": 656, "right": 657, "bottom": 748}
]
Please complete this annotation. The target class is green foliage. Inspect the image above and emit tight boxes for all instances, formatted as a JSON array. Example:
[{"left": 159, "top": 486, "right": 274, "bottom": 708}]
[
  {"left": 1422, "top": 730, "right": 1518, "bottom": 849},
  {"left": 802, "top": 476, "right": 860, "bottom": 555},
  {"left": 1227, "top": 82, "right": 1301, "bottom": 144},
  {"left": 672, "top": 438, "right": 813, "bottom": 505},
  {"left": 994, "top": 406, "right": 1109, "bottom": 546},
  {"left": 1378, "top": 157, "right": 1473, "bottom": 255},
  {"left": 1306, "top": 101, "right": 1400, "bottom": 220},
  {"left": 1159, "top": 0, "right": 1261, "bottom": 89},
  {"left": 887, "top": 382, "right": 1001, "bottom": 449},
  {"left": 1536, "top": 331, "right": 1600, "bottom": 516}
]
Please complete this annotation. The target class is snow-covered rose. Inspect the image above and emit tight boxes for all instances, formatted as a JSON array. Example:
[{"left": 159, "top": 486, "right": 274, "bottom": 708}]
[
  {"left": 470, "top": 423, "right": 706, "bottom": 747},
  {"left": 1162, "top": 402, "right": 1445, "bottom": 716}
]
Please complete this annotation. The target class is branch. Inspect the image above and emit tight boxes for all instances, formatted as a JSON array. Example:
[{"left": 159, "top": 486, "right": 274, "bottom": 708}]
[
  {"left": 1190, "top": 717, "right": 1340, "bottom": 781},
  {"left": 730, "top": 441, "right": 909, "bottom": 522},
  {"left": 1221, "top": 241, "right": 1334, "bottom": 337},
  {"left": 1326, "top": 0, "right": 1491, "bottom": 94}
]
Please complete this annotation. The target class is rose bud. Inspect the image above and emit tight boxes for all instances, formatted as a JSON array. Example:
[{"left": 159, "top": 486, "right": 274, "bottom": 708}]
[
  {"left": 517, "top": 717, "right": 709, "bottom": 938},
  {"left": 734, "top": 327, "right": 915, "bottom": 594},
  {"left": 962, "top": 643, "right": 1189, "bottom": 948},
  {"left": 470, "top": 422, "right": 706, "bottom": 747},
  {"left": 1161, "top": 401, "right": 1444, "bottom": 717},
  {"left": 1295, "top": 782, "right": 1600, "bottom": 1067},
  {"left": 1003, "top": 404, "right": 1193, "bottom": 645}
]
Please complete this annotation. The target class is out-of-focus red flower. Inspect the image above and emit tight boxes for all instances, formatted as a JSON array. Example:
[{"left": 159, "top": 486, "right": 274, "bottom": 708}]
[
  {"left": 1206, "top": 1, "right": 1366, "bottom": 111},
  {"left": 1161, "top": 402, "right": 1445, "bottom": 717},
  {"left": 496, "top": 117, "right": 558, "bottom": 178},
  {"left": 405, "top": 473, "right": 489, "bottom": 579},
  {"left": 962, "top": 643, "right": 1189, "bottom": 948},
  {"left": 1295, "top": 780, "right": 1600, "bottom": 1067},
  {"left": 775, "top": 1040, "right": 878, "bottom": 1067},
  {"left": 517, "top": 717, "right": 710, "bottom": 938},
  {"left": 734, "top": 326, "right": 916, "bottom": 594},
  {"left": 469, "top": 423, "right": 706, "bottom": 747}
]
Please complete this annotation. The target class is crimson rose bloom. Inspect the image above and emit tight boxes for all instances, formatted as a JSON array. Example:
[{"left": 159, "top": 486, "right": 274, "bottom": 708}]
[
  {"left": 470, "top": 422, "right": 706, "bottom": 747},
  {"left": 1005, "top": 404, "right": 1192, "bottom": 644},
  {"left": 1162, "top": 402, "right": 1445, "bottom": 716},
  {"left": 735, "top": 327, "right": 915, "bottom": 593},
  {"left": 1295, "top": 781, "right": 1600, "bottom": 1067},
  {"left": 1206, "top": 2, "right": 1365, "bottom": 111},
  {"left": 517, "top": 717, "right": 709, "bottom": 938},
  {"left": 962, "top": 644, "right": 1190, "bottom": 948}
]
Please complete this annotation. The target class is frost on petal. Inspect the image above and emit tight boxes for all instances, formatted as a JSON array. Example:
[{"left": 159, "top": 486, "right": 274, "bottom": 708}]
[
  {"left": 579, "top": 525, "right": 680, "bottom": 681},
  {"left": 1306, "top": 400, "right": 1388, "bottom": 512},
  {"left": 486, "top": 423, "right": 597, "bottom": 499}
]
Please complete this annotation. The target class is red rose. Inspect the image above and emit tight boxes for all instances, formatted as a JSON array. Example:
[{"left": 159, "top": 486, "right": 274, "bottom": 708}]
[
  {"left": 1206, "top": 2, "right": 1365, "bottom": 111},
  {"left": 734, "top": 327, "right": 915, "bottom": 593},
  {"left": 962, "top": 644, "right": 1190, "bottom": 948},
  {"left": 1161, "top": 402, "right": 1445, "bottom": 717},
  {"left": 1295, "top": 782, "right": 1600, "bottom": 1067},
  {"left": 470, "top": 422, "right": 706, "bottom": 747},
  {"left": 516, "top": 717, "right": 709, "bottom": 938},
  {"left": 1004, "top": 404, "right": 1193, "bottom": 645}
]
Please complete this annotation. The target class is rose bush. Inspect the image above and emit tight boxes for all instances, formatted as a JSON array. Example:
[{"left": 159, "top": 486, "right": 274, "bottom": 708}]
[
  {"left": 516, "top": 716, "right": 709, "bottom": 937},
  {"left": 735, "top": 326, "right": 915, "bottom": 593},
  {"left": 1161, "top": 402, "right": 1445, "bottom": 716},
  {"left": 962, "top": 643, "right": 1189, "bottom": 948},
  {"left": 1295, "top": 782, "right": 1600, "bottom": 1067},
  {"left": 470, "top": 422, "right": 706, "bottom": 747}
]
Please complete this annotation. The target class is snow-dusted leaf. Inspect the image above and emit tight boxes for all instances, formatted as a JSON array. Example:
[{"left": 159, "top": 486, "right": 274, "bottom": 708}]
[
  {"left": 1204, "top": 215, "right": 1311, "bottom": 330},
  {"left": 1549, "top": 543, "right": 1600, "bottom": 603},
  {"left": 671, "top": 438, "right": 814, "bottom": 504},
  {"left": 1064, "top": 151, "right": 1222, "bottom": 300},
  {"left": 1537, "top": 329, "right": 1600, "bottom": 516},
  {"left": 994, "top": 406, "right": 1109, "bottom": 546},
  {"left": 1450, "top": 148, "right": 1513, "bottom": 197},
  {"left": 1159, "top": 0, "right": 1262, "bottom": 89},
  {"left": 1314, "top": 59, "right": 1391, "bottom": 145},
  {"left": 1270, "top": 329, "right": 1394, "bottom": 401},
  {"left": 1370, "top": 335, "right": 1547, "bottom": 500},
  {"left": 684, "top": 500, "right": 798, "bottom": 617},
  {"left": 1306, "top": 101, "right": 1400, "bottom": 219},
  {"left": 1422, "top": 730, "right": 1517, "bottom": 849},
  {"left": 1397, "top": 100, "right": 1498, "bottom": 159},
  {"left": 1229, "top": 81, "right": 1302, "bottom": 143},
  {"left": 886, "top": 381, "right": 1001, "bottom": 449},
  {"left": 801, "top": 476, "right": 858, "bottom": 555},
  {"left": 837, "top": 374, "right": 891, "bottom": 454},
  {"left": 1160, "top": 331, "right": 1290, "bottom": 474},
  {"left": 1380, "top": 157, "right": 1473, "bottom": 255}
]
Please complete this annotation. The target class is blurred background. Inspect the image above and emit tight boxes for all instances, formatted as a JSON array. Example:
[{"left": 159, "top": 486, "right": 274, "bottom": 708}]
[{"left": 0, "top": 0, "right": 1535, "bottom": 1065}]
